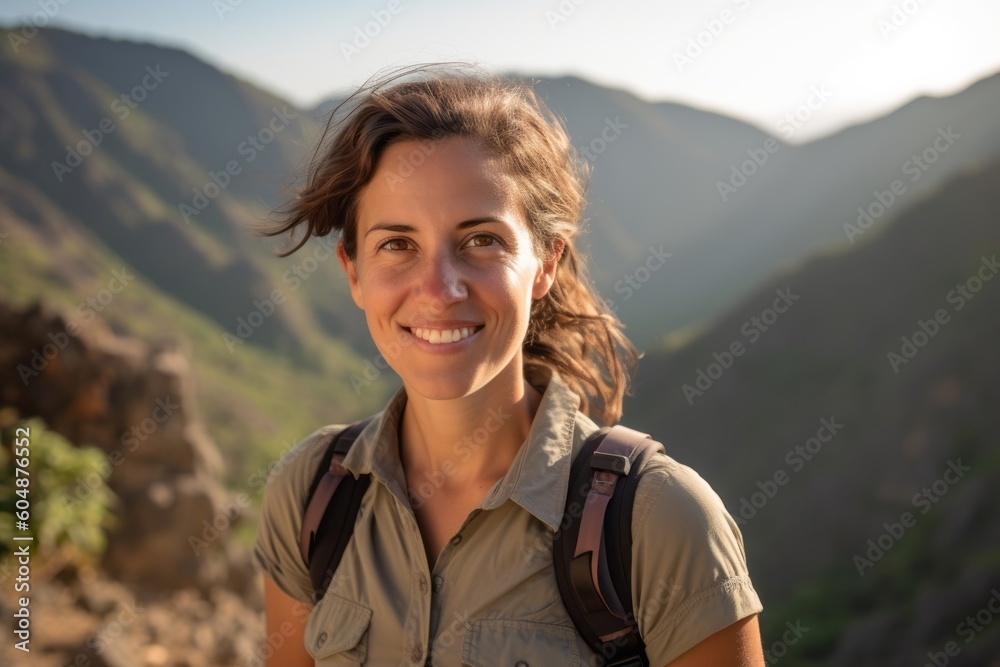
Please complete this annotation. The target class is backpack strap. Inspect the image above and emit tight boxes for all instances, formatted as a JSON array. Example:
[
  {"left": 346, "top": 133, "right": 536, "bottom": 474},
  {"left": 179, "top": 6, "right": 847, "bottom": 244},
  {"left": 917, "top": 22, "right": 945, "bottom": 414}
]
[
  {"left": 553, "top": 424, "right": 665, "bottom": 667},
  {"left": 298, "top": 417, "right": 375, "bottom": 603},
  {"left": 297, "top": 413, "right": 666, "bottom": 667}
]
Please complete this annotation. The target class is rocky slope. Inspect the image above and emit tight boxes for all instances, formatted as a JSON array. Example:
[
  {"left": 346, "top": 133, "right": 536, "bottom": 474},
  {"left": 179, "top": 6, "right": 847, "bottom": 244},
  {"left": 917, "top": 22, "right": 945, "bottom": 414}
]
[{"left": 0, "top": 299, "right": 266, "bottom": 666}]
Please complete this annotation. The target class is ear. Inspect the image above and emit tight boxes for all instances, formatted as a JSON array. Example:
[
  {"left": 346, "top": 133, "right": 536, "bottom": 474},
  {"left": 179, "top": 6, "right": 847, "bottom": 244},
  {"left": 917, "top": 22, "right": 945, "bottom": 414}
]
[
  {"left": 337, "top": 241, "right": 365, "bottom": 309},
  {"left": 532, "top": 238, "right": 565, "bottom": 301}
]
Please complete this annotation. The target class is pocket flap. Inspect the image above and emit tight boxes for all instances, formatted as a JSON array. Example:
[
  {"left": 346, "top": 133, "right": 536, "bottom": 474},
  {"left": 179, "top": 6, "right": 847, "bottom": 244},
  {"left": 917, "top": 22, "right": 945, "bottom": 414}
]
[{"left": 306, "top": 592, "right": 373, "bottom": 662}]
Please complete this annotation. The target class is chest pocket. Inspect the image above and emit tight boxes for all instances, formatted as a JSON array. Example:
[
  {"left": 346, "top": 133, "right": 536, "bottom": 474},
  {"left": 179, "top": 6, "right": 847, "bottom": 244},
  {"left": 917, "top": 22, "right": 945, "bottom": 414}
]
[
  {"left": 305, "top": 591, "right": 373, "bottom": 663},
  {"left": 462, "top": 618, "right": 582, "bottom": 666}
]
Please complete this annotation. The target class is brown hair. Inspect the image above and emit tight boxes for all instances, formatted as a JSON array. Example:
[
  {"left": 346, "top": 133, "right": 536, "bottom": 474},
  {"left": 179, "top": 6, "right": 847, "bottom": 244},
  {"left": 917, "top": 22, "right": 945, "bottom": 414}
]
[{"left": 263, "top": 64, "right": 639, "bottom": 425}]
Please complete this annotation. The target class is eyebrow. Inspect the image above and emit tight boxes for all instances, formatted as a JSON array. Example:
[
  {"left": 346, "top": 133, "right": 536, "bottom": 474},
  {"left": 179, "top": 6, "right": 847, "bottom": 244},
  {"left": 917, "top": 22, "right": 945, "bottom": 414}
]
[{"left": 364, "top": 217, "right": 508, "bottom": 239}]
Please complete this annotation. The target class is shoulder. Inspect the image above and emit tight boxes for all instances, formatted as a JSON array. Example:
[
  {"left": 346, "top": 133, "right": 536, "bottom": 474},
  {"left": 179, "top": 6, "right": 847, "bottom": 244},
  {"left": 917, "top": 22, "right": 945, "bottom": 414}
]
[
  {"left": 626, "top": 446, "right": 763, "bottom": 664},
  {"left": 255, "top": 423, "right": 353, "bottom": 513},
  {"left": 629, "top": 445, "right": 751, "bottom": 581},
  {"left": 631, "top": 451, "right": 745, "bottom": 555},
  {"left": 570, "top": 415, "right": 748, "bottom": 559},
  {"left": 251, "top": 423, "right": 349, "bottom": 604}
]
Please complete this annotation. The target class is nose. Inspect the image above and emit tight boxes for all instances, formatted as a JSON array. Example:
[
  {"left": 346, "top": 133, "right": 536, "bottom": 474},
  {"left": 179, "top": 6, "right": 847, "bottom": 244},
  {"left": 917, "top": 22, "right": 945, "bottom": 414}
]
[{"left": 414, "top": 246, "right": 468, "bottom": 310}]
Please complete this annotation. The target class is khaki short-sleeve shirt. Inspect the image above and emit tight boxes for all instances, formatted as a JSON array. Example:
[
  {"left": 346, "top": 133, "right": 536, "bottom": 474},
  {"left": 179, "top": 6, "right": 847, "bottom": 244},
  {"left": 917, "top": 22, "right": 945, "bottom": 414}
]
[{"left": 253, "top": 364, "right": 763, "bottom": 666}]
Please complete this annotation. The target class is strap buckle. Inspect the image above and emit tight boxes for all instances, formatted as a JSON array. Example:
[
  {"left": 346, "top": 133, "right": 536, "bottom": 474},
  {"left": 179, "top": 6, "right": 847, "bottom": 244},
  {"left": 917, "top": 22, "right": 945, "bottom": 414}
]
[{"left": 591, "top": 451, "right": 631, "bottom": 475}]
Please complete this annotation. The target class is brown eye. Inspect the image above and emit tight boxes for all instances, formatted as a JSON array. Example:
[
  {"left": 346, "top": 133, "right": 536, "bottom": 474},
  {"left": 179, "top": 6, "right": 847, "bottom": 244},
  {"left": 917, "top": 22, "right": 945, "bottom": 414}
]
[
  {"left": 377, "top": 238, "right": 409, "bottom": 252},
  {"left": 466, "top": 233, "right": 500, "bottom": 248}
]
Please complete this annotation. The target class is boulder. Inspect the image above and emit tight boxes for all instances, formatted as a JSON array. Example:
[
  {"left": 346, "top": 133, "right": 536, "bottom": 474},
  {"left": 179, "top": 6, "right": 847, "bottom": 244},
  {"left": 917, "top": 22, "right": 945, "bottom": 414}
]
[{"left": 0, "top": 299, "right": 238, "bottom": 595}]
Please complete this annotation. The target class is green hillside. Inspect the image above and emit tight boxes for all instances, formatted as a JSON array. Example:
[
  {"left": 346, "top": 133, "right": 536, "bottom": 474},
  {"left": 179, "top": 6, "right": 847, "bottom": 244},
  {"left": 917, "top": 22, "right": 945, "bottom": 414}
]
[
  {"left": 623, "top": 161, "right": 1000, "bottom": 663},
  {"left": 0, "top": 25, "right": 376, "bottom": 358},
  {"left": 2, "top": 26, "right": 999, "bottom": 659},
  {"left": 0, "top": 27, "right": 401, "bottom": 493},
  {"left": 0, "top": 165, "right": 393, "bottom": 491}
]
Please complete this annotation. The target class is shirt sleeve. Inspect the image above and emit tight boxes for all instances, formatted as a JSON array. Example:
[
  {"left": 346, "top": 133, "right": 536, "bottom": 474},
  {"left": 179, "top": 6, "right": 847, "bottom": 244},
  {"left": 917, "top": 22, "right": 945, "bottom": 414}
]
[
  {"left": 252, "top": 426, "right": 342, "bottom": 606},
  {"left": 630, "top": 454, "right": 763, "bottom": 665}
]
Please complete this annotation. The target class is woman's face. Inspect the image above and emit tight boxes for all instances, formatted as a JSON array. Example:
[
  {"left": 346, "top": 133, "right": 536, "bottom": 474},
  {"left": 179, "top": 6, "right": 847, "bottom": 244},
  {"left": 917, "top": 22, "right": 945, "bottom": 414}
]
[{"left": 338, "top": 136, "right": 562, "bottom": 400}]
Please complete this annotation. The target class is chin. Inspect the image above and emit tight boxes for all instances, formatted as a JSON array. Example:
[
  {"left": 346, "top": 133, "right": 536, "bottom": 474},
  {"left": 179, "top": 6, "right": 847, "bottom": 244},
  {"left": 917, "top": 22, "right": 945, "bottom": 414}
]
[{"left": 403, "top": 367, "right": 486, "bottom": 401}]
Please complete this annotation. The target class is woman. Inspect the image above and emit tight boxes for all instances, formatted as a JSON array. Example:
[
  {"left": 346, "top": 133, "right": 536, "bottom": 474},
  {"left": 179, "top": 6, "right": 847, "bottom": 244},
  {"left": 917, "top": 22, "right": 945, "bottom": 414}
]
[{"left": 253, "top": 66, "right": 764, "bottom": 666}]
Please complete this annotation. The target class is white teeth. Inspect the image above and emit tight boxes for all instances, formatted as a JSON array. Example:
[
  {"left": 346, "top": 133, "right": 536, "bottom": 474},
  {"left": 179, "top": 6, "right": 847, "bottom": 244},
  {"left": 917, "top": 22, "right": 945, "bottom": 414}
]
[{"left": 411, "top": 326, "right": 478, "bottom": 344}]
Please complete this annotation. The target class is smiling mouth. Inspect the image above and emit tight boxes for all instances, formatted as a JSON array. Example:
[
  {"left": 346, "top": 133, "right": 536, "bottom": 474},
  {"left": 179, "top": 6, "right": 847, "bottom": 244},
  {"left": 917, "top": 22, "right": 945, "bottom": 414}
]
[{"left": 403, "top": 325, "right": 485, "bottom": 344}]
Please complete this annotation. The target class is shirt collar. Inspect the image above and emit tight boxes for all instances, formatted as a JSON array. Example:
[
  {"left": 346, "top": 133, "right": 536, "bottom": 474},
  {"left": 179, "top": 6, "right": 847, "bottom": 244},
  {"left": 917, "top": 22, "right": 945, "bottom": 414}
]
[
  {"left": 480, "top": 363, "right": 585, "bottom": 532},
  {"left": 341, "top": 382, "right": 410, "bottom": 505},
  {"left": 341, "top": 363, "right": 588, "bottom": 533}
]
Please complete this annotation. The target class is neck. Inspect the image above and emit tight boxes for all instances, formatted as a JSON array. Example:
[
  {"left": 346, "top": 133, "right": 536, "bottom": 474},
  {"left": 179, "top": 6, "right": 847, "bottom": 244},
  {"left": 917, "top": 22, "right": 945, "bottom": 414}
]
[{"left": 399, "top": 360, "right": 543, "bottom": 497}]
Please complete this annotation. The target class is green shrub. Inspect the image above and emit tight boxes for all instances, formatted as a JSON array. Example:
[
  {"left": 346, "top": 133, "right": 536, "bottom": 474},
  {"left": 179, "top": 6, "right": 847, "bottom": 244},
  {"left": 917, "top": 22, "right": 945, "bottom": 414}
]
[{"left": 0, "top": 414, "right": 115, "bottom": 579}]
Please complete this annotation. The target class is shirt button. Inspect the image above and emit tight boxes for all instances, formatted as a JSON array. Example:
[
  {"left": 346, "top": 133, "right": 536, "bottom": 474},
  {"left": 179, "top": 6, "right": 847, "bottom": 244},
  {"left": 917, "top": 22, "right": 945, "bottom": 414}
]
[
  {"left": 411, "top": 645, "right": 424, "bottom": 662},
  {"left": 432, "top": 575, "right": 444, "bottom": 592},
  {"left": 317, "top": 631, "right": 328, "bottom": 645},
  {"left": 450, "top": 534, "right": 463, "bottom": 546},
  {"left": 419, "top": 575, "right": 428, "bottom": 594},
  {"left": 515, "top": 662, "right": 529, "bottom": 667}
]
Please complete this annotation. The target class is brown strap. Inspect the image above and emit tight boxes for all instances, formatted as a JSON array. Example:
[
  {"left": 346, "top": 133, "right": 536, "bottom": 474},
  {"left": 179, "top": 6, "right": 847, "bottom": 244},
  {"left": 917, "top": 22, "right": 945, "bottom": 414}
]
[
  {"left": 299, "top": 453, "right": 351, "bottom": 565},
  {"left": 573, "top": 425, "right": 650, "bottom": 633}
]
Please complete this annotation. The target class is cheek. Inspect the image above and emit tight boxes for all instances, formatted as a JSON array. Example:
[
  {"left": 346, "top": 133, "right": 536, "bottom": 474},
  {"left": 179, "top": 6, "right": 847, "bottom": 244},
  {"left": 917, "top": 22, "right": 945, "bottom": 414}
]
[
  {"left": 358, "top": 267, "right": 398, "bottom": 303},
  {"left": 355, "top": 276, "right": 398, "bottom": 331},
  {"left": 493, "top": 270, "right": 536, "bottom": 321}
]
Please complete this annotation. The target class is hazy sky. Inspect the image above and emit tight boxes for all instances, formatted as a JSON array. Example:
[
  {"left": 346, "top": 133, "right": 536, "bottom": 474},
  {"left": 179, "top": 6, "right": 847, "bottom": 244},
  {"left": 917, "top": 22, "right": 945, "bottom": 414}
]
[{"left": 3, "top": 0, "right": 998, "bottom": 142}]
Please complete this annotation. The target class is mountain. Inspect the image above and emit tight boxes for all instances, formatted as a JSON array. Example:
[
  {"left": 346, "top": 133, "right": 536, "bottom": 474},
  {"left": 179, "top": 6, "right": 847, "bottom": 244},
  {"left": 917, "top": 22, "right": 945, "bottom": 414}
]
[
  {"left": 313, "top": 73, "right": 1000, "bottom": 349},
  {"left": 0, "top": 26, "right": 383, "bottom": 354},
  {"left": 0, "top": 26, "right": 391, "bottom": 483},
  {"left": 2, "top": 23, "right": 999, "bottom": 664},
  {"left": 533, "top": 74, "right": 1000, "bottom": 349},
  {"left": 620, "top": 158, "right": 1000, "bottom": 664}
]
